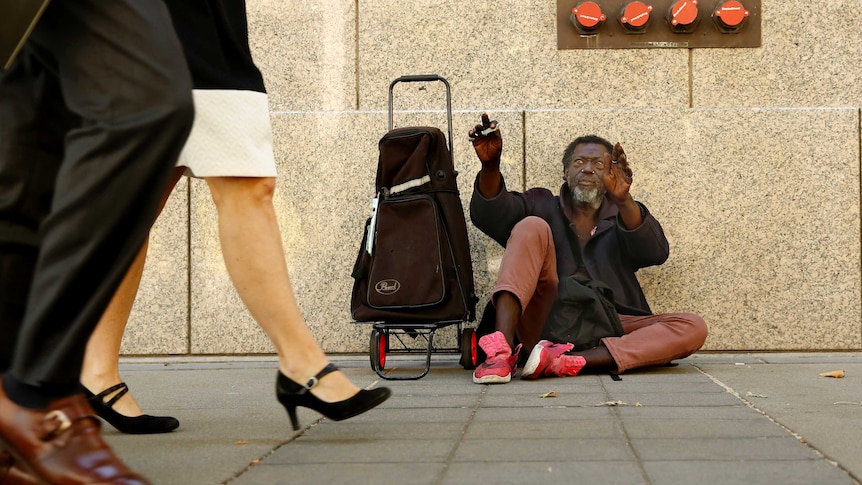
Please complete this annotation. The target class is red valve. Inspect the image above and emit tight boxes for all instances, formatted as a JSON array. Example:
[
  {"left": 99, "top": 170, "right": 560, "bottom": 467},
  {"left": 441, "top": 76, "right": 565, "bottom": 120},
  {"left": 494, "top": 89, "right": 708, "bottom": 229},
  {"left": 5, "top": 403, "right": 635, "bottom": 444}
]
[
  {"left": 714, "top": 1, "right": 749, "bottom": 27},
  {"left": 572, "top": 2, "right": 607, "bottom": 30},
  {"left": 620, "top": 2, "right": 653, "bottom": 29},
  {"left": 669, "top": 0, "right": 699, "bottom": 26}
]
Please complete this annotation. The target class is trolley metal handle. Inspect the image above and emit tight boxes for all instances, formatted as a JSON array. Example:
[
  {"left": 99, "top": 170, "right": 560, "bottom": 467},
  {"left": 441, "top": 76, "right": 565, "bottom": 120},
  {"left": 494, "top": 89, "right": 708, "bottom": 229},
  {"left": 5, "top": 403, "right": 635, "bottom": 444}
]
[{"left": 388, "top": 74, "right": 454, "bottom": 157}]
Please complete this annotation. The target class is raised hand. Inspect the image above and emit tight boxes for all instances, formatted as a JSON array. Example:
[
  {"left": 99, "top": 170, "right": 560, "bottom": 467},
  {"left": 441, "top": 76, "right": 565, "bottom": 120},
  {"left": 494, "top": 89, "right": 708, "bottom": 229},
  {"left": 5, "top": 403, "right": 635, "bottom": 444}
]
[
  {"left": 469, "top": 113, "right": 502, "bottom": 167},
  {"left": 602, "top": 142, "right": 634, "bottom": 204}
]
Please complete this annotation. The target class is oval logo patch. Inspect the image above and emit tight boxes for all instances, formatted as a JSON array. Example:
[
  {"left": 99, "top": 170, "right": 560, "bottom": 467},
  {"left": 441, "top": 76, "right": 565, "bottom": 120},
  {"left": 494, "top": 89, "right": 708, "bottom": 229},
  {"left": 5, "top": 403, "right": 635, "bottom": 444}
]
[{"left": 375, "top": 279, "right": 401, "bottom": 295}]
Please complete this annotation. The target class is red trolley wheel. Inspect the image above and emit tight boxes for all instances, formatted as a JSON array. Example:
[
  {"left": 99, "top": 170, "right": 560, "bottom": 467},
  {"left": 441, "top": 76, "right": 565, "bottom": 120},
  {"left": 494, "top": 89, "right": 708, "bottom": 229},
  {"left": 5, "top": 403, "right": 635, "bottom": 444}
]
[
  {"left": 369, "top": 330, "right": 387, "bottom": 370},
  {"left": 460, "top": 328, "right": 477, "bottom": 370}
]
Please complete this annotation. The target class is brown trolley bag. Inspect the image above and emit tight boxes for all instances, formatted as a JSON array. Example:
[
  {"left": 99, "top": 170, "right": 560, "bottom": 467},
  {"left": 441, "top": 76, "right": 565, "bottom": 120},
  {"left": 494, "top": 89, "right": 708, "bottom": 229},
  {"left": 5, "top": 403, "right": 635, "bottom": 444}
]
[
  {"left": 350, "top": 126, "right": 475, "bottom": 323},
  {"left": 350, "top": 75, "right": 478, "bottom": 379}
]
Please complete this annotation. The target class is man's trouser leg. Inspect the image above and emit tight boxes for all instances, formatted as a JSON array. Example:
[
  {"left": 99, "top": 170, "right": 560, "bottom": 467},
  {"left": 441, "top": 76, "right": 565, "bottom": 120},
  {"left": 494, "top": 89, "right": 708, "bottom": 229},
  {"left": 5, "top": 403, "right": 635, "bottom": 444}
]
[
  {"left": 0, "top": 0, "right": 194, "bottom": 405},
  {"left": 0, "top": 247, "right": 36, "bottom": 373},
  {"left": 602, "top": 313, "right": 709, "bottom": 373},
  {"left": 0, "top": 48, "right": 71, "bottom": 375},
  {"left": 493, "top": 216, "right": 559, "bottom": 351}
]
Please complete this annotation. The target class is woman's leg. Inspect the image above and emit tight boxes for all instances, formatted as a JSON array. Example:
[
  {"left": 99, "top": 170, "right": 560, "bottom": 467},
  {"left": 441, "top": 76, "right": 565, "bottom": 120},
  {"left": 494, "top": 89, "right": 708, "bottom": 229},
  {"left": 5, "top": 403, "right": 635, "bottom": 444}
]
[
  {"left": 206, "top": 176, "right": 359, "bottom": 402},
  {"left": 80, "top": 168, "right": 185, "bottom": 416}
]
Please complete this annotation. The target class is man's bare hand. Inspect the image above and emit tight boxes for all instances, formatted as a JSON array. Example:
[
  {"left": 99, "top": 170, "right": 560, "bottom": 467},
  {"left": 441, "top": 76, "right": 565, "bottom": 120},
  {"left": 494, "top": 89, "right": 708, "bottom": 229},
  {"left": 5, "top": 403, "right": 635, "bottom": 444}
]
[
  {"left": 469, "top": 113, "right": 502, "bottom": 167},
  {"left": 603, "top": 142, "right": 634, "bottom": 203}
]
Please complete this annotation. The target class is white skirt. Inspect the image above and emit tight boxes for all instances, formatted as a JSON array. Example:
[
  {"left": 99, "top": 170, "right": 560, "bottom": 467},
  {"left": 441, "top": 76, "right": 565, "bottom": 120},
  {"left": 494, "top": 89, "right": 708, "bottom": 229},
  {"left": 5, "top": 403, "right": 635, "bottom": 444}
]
[{"left": 177, "top": 89, "right": 277, "bottom": 178}]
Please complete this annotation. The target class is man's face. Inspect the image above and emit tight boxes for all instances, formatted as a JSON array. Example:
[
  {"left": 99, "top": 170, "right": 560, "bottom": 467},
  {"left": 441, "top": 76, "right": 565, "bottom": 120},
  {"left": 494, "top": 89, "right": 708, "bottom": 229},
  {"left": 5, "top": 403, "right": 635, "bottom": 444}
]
[{"left": 564, "top": 143, "right": 610, "bottom": 209}]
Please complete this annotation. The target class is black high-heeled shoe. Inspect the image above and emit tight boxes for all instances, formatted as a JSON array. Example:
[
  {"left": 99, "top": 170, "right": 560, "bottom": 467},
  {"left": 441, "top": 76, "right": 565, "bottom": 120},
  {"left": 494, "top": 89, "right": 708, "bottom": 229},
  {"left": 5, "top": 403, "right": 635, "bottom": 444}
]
[
  {"left": 276, "top": 363, "right": 391, "bottom": 430},
  {"left": 84, "top": 382, "right": 180, "bottom": 434}
]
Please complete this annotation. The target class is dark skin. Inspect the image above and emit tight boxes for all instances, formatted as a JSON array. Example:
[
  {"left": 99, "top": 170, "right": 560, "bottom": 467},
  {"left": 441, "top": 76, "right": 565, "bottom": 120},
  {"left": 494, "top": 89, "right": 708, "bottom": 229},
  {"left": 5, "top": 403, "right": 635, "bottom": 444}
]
[
  {"left": 562, "top": 142, "right": 640, "bottom": 233},
  {"left": 469, "top": 113, "right": 639, "bottom": 371}
]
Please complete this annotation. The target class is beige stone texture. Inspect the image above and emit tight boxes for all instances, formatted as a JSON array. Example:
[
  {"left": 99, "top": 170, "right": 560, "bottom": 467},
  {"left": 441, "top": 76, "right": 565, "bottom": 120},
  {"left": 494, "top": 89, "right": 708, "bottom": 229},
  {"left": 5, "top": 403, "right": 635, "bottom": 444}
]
[
  {"left": 128, "top": 0, "right": 862, "bottom": 357},
  {"left": 693, "top": 2, "right": 862, "bottom": 108},
  {"left": 357, "top": 1, "right": 689, "bottom": 110},
  {"left": 247, "top": 0, "right": 356, "bottom": 111}
]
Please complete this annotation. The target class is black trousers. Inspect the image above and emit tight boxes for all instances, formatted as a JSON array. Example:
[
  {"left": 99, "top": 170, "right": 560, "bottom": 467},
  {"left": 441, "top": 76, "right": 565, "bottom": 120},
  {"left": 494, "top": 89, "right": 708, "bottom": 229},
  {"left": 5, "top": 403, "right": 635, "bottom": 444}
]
[{"left": 0, "top": 0, "right": 194, "bottom": 405}]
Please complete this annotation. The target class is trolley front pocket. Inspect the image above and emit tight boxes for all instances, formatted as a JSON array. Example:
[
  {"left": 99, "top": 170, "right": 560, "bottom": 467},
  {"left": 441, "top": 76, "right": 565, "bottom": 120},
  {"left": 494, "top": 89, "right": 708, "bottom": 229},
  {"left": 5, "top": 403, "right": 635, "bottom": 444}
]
[{"left": 366, "top": 195, "right": 446, "bottom": 309}]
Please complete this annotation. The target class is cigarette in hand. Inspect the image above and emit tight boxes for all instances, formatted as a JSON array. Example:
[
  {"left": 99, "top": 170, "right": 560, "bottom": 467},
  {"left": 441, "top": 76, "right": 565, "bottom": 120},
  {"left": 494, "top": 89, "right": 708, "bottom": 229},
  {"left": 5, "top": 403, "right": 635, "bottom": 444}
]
[{"left": 480, "top": 124, "right": 499, "bottom": 136}]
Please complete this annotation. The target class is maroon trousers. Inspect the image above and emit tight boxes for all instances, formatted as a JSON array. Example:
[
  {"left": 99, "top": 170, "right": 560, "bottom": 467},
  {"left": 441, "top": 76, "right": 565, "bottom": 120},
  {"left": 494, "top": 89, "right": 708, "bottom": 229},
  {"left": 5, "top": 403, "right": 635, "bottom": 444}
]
[{"left": 492, "top": 216, "right": 708, "bottom": 373}]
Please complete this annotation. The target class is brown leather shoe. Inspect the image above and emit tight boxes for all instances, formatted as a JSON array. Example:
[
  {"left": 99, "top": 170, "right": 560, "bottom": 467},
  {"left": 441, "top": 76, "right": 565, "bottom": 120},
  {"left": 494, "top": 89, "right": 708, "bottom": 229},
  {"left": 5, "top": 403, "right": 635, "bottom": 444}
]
[
  {"left": 0, "top": 450, "right": 38, "bottom": 485},
  {"left": 0, "top": 376, "right": 150, "bottom": 484}
]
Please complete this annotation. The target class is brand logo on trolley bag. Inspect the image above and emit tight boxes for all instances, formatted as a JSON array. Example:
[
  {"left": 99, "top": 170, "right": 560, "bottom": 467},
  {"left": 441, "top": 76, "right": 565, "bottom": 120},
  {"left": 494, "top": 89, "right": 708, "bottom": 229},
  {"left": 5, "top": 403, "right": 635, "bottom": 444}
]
[{"left": 375, "top": 279, "right": 401, "bottom": 295}]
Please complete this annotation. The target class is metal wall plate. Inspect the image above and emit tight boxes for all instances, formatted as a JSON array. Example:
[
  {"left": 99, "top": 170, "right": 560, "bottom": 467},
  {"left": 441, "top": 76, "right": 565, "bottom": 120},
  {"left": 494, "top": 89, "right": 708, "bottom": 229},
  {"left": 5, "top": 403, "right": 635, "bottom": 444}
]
[{"left": 557, "top": 0, "right": 761, "bottom": 49}]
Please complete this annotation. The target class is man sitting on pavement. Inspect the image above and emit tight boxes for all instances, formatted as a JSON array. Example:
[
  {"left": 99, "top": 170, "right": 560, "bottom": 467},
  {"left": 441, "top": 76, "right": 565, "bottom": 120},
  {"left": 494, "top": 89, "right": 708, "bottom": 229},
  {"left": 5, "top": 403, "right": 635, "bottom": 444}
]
[{"left": 468, "top": 114, "right": 708, "bottom": 384}]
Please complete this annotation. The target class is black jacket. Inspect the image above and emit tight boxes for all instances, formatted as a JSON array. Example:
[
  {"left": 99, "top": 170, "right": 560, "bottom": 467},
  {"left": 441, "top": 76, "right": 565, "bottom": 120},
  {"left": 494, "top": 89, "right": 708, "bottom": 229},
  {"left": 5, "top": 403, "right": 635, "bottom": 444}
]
[{"left": 469, "top": 175, "right": 669, "bottom": 315}]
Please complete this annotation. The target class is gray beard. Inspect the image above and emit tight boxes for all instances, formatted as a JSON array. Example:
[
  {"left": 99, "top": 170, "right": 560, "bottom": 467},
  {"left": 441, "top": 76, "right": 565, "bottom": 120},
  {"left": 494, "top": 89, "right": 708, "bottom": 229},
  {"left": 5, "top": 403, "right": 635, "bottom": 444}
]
[{"left": 571, "top": 184, "right": 605, "bottom": 210}]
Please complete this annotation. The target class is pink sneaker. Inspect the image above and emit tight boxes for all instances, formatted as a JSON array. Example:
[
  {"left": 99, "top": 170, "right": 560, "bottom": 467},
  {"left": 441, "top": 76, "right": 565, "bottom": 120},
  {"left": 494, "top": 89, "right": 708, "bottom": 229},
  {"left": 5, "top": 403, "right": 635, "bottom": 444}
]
[
  {"left": 472, "top": 331, "right": 522, "bottom": 384},
  {"left": 521, "top": 340, "right": 586, "bottom": 380}
]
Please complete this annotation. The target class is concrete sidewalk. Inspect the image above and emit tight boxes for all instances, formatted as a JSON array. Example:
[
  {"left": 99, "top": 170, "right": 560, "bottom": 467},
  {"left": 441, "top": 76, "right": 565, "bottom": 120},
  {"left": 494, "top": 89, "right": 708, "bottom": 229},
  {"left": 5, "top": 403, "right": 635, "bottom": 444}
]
[{"left": 104, "top": 353, "right": 862, "bottom": 485}]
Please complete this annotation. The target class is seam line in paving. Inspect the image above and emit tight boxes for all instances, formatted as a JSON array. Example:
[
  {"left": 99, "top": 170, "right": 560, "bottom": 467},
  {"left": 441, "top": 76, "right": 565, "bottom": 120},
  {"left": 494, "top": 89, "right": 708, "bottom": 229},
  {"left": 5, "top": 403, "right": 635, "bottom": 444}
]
[
  {"left": 604, "top": 375, "right": 653, "bottom": 484},
  {"left": 692, "top": 364, "right": 862, "bottom": 483},
  {"left": 434, "top": 385, "right": 488, "bottom": 485},
  {"left": 226, "top": 373, "right": 393, "bottom": 484},
  {"left": 225, "top": 418, "right": 321, "bottom": 484}
]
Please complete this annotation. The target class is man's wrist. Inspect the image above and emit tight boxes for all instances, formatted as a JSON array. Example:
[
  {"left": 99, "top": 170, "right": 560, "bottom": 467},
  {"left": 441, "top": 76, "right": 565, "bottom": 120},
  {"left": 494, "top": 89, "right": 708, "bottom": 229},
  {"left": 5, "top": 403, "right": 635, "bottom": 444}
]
[
  {"left": 615, "top": 195, "right": 644, "bottom": 229},
  {"left": 477, "top": 166, "right": 503, "bottom": 198},
  {"left": 612, "top": 193, "right": 635, "bottom": 207},
  {"left": 480, "top": 158, "right": 501, "bottom": 170}
]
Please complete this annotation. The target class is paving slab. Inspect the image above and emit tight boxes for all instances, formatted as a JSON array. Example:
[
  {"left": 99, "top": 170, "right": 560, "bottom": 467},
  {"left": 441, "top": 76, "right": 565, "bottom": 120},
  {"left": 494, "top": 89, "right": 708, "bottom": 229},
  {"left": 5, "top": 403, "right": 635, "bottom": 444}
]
[
  {"left": 443, "top": 461, "right": 647, "bottom": 485},
  {"left": 643, "top": 459, "right": 857, "bottom": 485},
  {"left": 691, "top": 353, "right": 862, "bottom": 481},
  {"left": 102, "top": 353, "right": 862, "bottom": 484}
]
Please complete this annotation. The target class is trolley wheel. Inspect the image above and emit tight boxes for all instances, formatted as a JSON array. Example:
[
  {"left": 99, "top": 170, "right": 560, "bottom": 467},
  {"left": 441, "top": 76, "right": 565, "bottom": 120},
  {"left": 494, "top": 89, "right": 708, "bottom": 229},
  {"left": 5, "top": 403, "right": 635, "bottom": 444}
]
[
  {"left": 459, "top": 328, "right": 478, "bottom": 370},
  {"left": 369, "top": 330, "right": 387, "bottom": 370}
]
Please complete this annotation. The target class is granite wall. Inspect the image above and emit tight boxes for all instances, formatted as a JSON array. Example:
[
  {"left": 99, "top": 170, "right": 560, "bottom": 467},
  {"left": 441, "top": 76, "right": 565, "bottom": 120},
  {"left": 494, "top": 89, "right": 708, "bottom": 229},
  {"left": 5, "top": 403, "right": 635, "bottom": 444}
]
[{"left": 122, "top": 1, "right": 862, "bottom": 355}]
